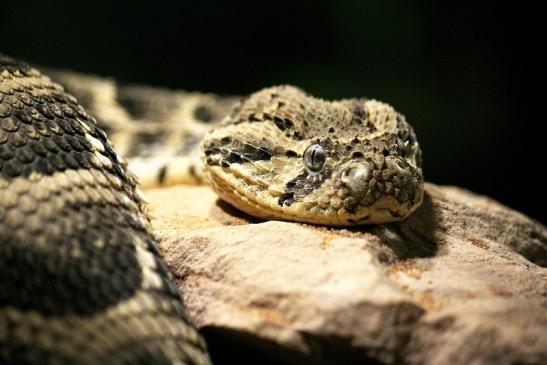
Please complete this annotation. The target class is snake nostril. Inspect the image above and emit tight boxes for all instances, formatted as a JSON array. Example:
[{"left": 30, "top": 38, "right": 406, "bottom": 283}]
[{"left": 341, "top": 165, "right": 369, "bottom": 181}]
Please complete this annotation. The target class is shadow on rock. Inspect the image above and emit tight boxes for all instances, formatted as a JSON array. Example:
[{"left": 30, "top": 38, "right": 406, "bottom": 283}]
[
  {"left": 211, "top": 198, "right": 263, "bottom": 225},
  {"left": 362, "top": 190, "right": 441, "bottom": 260},
  {"left": 202, "top": 325, "right": 384, "bottom": 365}
]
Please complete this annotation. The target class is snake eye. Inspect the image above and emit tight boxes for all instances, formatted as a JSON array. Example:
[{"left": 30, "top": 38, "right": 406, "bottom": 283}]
[{"left": 303, "top": 144, "right": 326, "bottom": 174}]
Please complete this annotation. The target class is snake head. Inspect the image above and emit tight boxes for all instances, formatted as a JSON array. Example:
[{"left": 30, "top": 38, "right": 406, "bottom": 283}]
[{"left": 201, "top": 85, "right": 423, "bottom": 225}]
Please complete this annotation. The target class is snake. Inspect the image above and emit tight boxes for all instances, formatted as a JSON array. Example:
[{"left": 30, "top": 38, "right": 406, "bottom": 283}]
[{"left": 0, "top": 54, "right": 423, "bottom": 364}]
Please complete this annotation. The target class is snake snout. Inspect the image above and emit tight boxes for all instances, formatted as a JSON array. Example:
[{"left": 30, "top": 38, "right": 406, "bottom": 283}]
[
  {"left": 338, "top": 155, "right": 423, "bottom": 211},
  {"left": 339, "top": 163, "right": 372, "bottom": 197},
  {"left": 382, "top": 156, "right": 423, "bottom": 206}
]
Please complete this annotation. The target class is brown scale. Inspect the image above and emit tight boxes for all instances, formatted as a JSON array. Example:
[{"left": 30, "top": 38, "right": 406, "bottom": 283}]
[{"left": 0, "top": 54, "right": 211, "bottom": 365}]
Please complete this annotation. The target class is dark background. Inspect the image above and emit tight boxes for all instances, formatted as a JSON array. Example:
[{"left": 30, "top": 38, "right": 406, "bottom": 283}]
[{"left": 1, "top": 1, "right": 543, "bottom": 223}]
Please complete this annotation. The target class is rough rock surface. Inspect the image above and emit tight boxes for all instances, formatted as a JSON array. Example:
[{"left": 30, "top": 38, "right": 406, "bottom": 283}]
[{"left": 145, "top": 183, "right": 547, "bottom": 365}]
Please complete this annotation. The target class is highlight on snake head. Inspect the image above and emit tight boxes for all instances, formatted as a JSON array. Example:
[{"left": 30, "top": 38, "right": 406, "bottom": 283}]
[{"left": 200, "top": 85, "right": 424, "bottom": 225}]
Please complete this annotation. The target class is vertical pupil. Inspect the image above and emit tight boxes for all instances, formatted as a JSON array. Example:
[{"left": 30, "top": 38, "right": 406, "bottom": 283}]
[{"left": 304, "top": 144, "right": 325, "bottom": 174}]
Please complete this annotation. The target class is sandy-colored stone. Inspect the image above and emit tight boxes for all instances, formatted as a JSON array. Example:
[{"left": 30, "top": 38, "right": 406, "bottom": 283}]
[{"left": 145, "top": 183, "right": 547, "bottom": 365}]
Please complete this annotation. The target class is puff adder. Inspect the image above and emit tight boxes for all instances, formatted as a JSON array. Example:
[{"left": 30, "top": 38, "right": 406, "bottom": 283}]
[
  {"left": 0, "top": 53, "right": 423, "bottom": 363},
  {"left": 48, "top": 68, "right": 424, "bottom": 226},
  {"left": 0, "top": 55, "right": 210, "bottom": 364}
]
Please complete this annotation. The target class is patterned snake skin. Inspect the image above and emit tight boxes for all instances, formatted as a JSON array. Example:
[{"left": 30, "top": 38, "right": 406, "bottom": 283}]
[
  {"left": 0, "top": 53, "right": 423, "bottom": 363},
  {"left": 46, "top": 68, "right": 424, "bottom": 226},
  {"left": 0, "top": 55, "right": 210, "bottom": 364}
]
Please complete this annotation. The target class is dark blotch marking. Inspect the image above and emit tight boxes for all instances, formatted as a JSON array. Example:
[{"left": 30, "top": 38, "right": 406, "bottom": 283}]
[
  {"left": 353, "top": 103, "right": 367, "bottom": 119},
  {"left": 0, "top": 222, "right": 144, "bottom": 317},
  {"left": 278, "top": 192, "right": 295, "bottom": 206},
  {"left": 286, "top": 180, "right": 296, "bottom": 189},
  {"left": 204, "top": 139, "right": 272, "bottom": 167},
  {"left": 226, "top": 151, "right": 243, "bottom": 164},
  {"left": 352, "top": 151, "right": 364, "bottom": 158},
  {"left": 189, "top": 164, "right": 198, "bottom": 178},
  {"left": 0, "top": 56, "right": 169, "bottom": 320},
  {"left": 273, "top": 116, "right": 294, "bottom": 131},
  {"left": 241, "top": 143, "right": 272, "bottom": 162},
  {"left": 278, "top": 167, "right": 332, "bottom": 207},
  {"left": 116, "top": 89, "right": 145, "bottom": 119},
  {"left": 351, "top": 137, "right": 360, "bottom": 144},
  {"left": 157, "top": 165, "right": 167, "bottom": 184},
  {"left": 398, "top": 143, "right": 407, "bottom": 157},
  {"left": 204, "top": 146, "right": 220, "bottom": 157},
  {"left": 220, "top": 136, "right": 232, "bottom": 145},
  {"left": 193, "top": 105, "right": 214, "bottom": 123},
  {"left": 134, "top": 131, "right": 162, "bottom": 146},
  {"left": 328, "top": 126, "right": 335, "bottom": 133},
  {"left": 292, "top": 131, "right": 305, "bottom": 140},
  {"left": 286, "top": 150, "right": 298, "bottom": 158},
  {"left": 1, "top": 130, "right": 106, "bottom": 180}
]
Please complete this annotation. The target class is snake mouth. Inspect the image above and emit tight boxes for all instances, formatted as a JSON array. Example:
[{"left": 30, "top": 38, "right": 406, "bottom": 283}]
[
  {"left": 342, "top": 193, "right": 423, "bottom": 225},
  {"left": 204, "top": 159, "right": 424, "bottom": 226},
  {"left": 201, "top": 134, "right": 424, "bottom": 225}
]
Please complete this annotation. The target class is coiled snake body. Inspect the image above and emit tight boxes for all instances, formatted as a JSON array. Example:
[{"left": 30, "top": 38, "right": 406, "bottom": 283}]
[{"left": 0, "top": 54, "right": 423, "bottom": 363}]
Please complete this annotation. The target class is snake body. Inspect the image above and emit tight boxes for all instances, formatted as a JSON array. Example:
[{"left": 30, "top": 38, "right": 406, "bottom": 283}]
[
  {"left": 0, "top": 55, "right": 210, "bottom": 364},
  {"left": 0, "top": 54, "right": 423, "bottom": 363}
]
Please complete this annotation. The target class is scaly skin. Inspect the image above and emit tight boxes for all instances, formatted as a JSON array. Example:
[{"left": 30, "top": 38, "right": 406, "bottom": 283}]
[
  {"left": 0, "top": 54, "right": 211, "bottom": 364},
  {"left": 0, "top": 54, "right": 423, "bottom": 362},
  {"left": 44, "top": 71, "right": 423, "bottom": 226}
]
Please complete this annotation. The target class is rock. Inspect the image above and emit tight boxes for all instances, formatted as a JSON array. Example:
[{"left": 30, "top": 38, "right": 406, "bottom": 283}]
[{"left": 145, "top": 183, "right": 547, "bottom": 365}]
